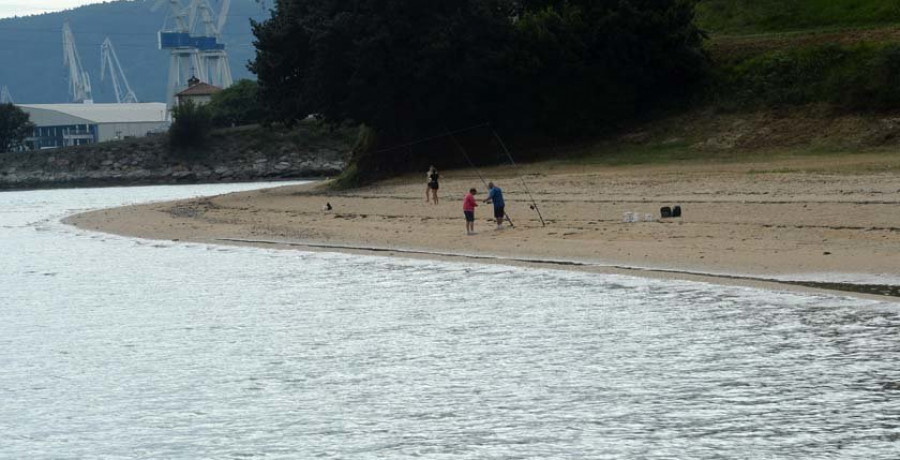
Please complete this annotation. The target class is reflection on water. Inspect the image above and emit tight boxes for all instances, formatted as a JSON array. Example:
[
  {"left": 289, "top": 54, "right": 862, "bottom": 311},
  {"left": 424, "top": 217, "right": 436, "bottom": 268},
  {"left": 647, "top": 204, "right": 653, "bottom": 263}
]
[{"left": 1, "top": 184, "right": 899, "bottom": 459}]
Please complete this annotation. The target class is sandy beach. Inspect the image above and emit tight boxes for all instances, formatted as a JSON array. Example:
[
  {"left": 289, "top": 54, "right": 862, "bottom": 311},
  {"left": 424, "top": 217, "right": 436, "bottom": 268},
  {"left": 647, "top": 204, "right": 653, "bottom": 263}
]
[{"left": 66, "top": 152, "right": 900, "bottom": 297}]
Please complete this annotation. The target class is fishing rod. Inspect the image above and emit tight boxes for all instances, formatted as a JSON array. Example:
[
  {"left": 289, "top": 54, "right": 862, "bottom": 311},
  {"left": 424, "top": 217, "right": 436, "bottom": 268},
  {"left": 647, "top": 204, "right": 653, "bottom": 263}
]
[
  {"left": 490, "top": 127, "right": 546, "bottom": 227},
  {"left": 447, "top": 127, "right": 515, "bottom": 228}
]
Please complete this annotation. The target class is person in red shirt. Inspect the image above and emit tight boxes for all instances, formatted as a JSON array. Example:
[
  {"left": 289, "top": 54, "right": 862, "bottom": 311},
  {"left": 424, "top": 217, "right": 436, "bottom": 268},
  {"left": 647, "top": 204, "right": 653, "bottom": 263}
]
[{"left": 463, "top": 188, "right": 478, "bottom": 235}]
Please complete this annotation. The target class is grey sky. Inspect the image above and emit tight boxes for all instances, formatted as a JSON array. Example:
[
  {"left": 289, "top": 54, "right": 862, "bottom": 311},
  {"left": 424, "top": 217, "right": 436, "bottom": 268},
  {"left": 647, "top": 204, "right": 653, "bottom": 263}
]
[{"left": 0, "top": 1, "right": 109, "bottom": 20}]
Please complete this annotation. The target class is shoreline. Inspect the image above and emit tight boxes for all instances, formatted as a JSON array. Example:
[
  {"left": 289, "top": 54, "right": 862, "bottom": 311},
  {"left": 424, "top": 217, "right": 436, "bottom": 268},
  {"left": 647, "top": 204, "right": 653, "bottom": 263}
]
[
  {"left": 0, "top": 123, "right": 349, "bottom": 192},
  {"left": 64, "top": 155, "right": 900, "bottom": 301},
  {"left": 0, "top": 175, "right": 327, "bottom": 193},
  {"left": 214, "top": 236, "right": 900, "bottom": 299}
]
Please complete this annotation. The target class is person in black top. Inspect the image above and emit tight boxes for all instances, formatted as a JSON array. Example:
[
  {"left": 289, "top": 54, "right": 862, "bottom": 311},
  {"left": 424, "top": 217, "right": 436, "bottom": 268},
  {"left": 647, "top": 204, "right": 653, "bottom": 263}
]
[{"left": 426, "top": 165, "right": 440, "bottom": 205}]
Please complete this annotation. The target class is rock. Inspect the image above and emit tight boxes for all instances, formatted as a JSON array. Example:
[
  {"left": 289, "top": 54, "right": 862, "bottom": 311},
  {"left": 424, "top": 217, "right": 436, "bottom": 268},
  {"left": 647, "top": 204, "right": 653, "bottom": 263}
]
[{"left": 0, "top": 127, "right": 349, "bottom": 189}]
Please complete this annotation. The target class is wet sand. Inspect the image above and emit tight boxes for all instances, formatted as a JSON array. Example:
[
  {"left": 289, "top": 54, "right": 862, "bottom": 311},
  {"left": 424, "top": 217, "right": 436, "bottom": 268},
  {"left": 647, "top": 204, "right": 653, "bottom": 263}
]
[{"left": 66, "top": 153, "right": 900, "bottom": 298}]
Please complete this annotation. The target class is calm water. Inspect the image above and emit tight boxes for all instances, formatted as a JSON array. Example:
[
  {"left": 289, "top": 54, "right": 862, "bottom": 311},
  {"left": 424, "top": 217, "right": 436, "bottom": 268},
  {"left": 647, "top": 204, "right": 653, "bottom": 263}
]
[{"left": 1, "top": 183, "right": 899, "bottom": 459}]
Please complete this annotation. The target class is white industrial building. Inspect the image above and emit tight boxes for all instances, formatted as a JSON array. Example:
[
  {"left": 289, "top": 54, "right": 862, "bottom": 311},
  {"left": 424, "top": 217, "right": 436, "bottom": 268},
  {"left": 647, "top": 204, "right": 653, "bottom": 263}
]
[{"left": 16, "top": 103, "right": 169, "bottom": 150}]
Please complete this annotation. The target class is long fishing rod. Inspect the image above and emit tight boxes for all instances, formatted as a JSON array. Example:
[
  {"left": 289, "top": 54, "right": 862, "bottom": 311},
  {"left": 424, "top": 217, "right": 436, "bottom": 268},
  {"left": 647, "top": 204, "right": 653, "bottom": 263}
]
[
  {"left": 447, "top": 128, "right": 488, "bottom": 187},
  {"left": 447, "top": 128, "right": 515, "bottom": 228},
  {"left": 490, "top": 127, "right": 546, "bottom": 227}
]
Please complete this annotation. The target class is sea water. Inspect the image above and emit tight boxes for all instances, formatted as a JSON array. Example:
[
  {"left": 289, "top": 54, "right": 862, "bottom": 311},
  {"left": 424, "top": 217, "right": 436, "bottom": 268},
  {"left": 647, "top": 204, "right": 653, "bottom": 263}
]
[{"left": 1, "top": 183, "right": 898, "bottom": 459}]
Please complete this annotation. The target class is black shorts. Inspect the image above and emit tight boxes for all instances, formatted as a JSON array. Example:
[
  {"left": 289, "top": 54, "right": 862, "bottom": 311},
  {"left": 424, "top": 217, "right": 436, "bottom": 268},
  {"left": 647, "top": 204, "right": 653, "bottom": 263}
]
[
  {"left": 428, "top": 182, "right": 439, "bottom": 190},
  {"left": 464, "top": 211, "right": 475, "bottom": 222},
  {"left": 494, "top": 206, "right": 505, "bottom": 219}
]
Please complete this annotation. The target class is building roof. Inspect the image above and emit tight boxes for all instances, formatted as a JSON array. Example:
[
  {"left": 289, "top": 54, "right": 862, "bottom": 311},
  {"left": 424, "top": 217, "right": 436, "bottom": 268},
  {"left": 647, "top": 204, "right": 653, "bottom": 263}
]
[
  {"left": 176, "top": 82, "right": 222, "bottom": 97},
  {"left": 17, "top": 103, "right": 168, "bottom": 124}
]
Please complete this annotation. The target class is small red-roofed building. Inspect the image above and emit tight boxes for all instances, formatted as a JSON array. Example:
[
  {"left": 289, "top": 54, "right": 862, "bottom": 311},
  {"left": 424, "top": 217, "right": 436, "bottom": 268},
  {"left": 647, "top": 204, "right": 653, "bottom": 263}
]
[{"left": 175, "top": 76, "right": 222, "bottom": 107}]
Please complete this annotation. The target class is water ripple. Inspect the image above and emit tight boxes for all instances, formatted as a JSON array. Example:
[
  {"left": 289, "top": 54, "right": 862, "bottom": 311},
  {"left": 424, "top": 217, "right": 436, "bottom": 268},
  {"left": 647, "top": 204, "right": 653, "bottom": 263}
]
[{"left": 1, "top": 184, "right": 899, "bottom": 459}]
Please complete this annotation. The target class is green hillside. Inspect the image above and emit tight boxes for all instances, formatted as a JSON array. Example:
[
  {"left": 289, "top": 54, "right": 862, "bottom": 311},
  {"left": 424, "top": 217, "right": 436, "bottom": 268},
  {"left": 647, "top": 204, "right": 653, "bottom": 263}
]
[{"left": 698, "top": 0, "right": 900, "bottom": 35}]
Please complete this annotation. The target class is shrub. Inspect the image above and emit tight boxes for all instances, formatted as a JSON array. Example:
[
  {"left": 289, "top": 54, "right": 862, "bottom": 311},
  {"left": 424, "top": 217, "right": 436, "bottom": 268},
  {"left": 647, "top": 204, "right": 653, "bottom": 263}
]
[
  {"left": 697, "top": 0, "right": 900, "bottom": 34},
  {"left": 207, "top": 79, "right": 264, "bottom": 128},
  {"left": 168, "top": 100, "right": 213, "bottom": 157},
  {"left": 713, "top": 42, "right": 900, "bottom": 111},
  {"left": 0, "top": 103, "right": 34, "bottom": 153},
  {"left": 835, "top": 44, "right": 900, "bottom": 110}
]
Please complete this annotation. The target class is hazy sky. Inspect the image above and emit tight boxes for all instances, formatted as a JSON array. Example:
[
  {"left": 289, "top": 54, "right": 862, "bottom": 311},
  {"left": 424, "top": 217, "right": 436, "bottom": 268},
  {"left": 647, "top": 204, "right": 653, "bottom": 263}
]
[{"left": 0, "top": 1, "right": 109, "bottom": 19}]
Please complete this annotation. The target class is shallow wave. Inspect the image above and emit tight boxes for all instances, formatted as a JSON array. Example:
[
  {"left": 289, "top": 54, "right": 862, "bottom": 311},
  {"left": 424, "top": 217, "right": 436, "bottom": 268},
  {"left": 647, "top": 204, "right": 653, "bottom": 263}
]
[{"left": 1, "top": 183, "right": 898, "bottom": 459}]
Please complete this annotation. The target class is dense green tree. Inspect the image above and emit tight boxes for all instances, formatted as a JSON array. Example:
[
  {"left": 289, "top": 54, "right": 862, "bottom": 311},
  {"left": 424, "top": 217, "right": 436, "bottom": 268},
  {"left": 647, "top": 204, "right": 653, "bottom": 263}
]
[
  {"left": 168, "top": 100, "right": 213, "bottom": 157},
  {"left": 208, "top": 79, "right": 265, "bottom": 127},
  {"left": 250, "top": 0, "right": 707, "bottom": 182},
  {"left": 511, "top": 0, "right": 707, "bottom": 133},
  {"left": 251, "top": 0, "right": 518, "bottom": 180},
  {"left": 0, "top": 103, "right": 34, "bottom": 153}
]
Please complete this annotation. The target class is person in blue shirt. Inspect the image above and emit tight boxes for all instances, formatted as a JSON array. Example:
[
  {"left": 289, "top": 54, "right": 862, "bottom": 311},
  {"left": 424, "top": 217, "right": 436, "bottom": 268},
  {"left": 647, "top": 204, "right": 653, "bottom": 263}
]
[{"left": 483, "top": 182, "right": 506, "bottom": 229}]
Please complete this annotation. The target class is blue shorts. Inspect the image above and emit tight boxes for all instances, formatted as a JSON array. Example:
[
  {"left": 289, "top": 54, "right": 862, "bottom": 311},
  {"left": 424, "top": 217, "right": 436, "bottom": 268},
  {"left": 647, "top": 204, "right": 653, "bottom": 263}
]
[
  {"left": 494, "top": 206, "right": 505, "bottom": 219},
  {"left": 464, "top": 211, "right": 475, "bottom": 222}
]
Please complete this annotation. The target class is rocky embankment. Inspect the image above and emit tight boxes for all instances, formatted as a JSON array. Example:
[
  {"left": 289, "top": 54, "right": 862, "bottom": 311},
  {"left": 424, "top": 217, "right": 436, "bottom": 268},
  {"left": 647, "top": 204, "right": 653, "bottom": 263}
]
[{"left": 0, "top": 125, "right": 350, "bottom": 190}]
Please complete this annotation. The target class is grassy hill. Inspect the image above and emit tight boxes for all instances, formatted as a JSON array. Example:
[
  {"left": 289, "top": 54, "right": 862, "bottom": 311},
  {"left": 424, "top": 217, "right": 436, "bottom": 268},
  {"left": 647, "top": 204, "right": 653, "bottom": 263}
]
[
  {"left": 0, "top": 0, "right": 267, "bottom": 104},
  {"left": 697, "top": 0, "right": 900, "bottom": 35},
  {"left": 688, "top": 0, "right": 900, "bottom": 112},
  {"left": 563, "top": 1, "right": 900, "bottom": 168}
]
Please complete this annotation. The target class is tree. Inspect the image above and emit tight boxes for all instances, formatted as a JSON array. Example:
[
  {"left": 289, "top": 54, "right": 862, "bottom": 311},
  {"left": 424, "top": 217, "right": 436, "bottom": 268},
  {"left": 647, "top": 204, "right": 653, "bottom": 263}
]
[
  {"left": 511, "top": 0, "right": 707, "bottom": 133},
  {"left": 251, "top": 0, "right": 517, "bottom": 179},
  {"left": 207, "top": 79, "right": 265, "bottom": 127},
  {"left": 250, "top": 0, "right": 707, "bottom": 182},
  {"left": 168, "top": 100, "right": 213, "bottom": 157},
  {"left": 0, "top": 103, "right": 34, "bottom": 153}
]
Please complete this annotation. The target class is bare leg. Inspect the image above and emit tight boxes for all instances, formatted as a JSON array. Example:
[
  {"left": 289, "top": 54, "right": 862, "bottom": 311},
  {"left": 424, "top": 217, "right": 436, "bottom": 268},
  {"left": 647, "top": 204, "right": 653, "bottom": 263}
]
[
  {"left": 431, "top": 188, "right": 439, "bottom": 205},
  {"left": 425, "top": 186, "right": 430, "bottom": 203}
]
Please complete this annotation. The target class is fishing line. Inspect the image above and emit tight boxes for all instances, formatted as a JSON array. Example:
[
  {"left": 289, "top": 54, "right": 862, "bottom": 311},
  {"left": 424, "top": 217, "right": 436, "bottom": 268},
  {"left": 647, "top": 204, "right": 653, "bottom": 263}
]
[
  {"left": 447, "top": 127, "right": 515, "bottom": 228},
  {"left": 490, "top": 127, "right": 546, "bottom": 227},
  {"left": 447, "top": 128, "right": 488, "bottom": 188},
  {"left": 368, "top": 122, "right": 490, "bottom": 156}
]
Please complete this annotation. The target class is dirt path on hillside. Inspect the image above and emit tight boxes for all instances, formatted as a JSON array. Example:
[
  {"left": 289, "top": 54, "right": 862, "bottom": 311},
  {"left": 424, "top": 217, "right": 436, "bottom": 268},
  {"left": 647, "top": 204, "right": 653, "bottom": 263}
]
[{"left": 710, "top": 26, "right": 900, "bottom": 58}]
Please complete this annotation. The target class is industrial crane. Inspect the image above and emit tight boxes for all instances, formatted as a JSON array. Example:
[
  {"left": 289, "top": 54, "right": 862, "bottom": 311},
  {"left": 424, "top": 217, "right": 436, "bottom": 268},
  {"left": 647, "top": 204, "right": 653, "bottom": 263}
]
[
  {"left": 62, "top": 20, "right": 93, "bottom": 103},
  {"left": 0, "top": 86, "right": 12, "bottom": 104},
  {"left": 155, "top": 0, "right": 191, "bottom": 37},
  {"left": 153, "top": 0, "right": 204, "bottom": 108},
  {"left": 191, "top": 0, "right": 233, "bottom": 88},
  {"left": 101, "top": 38, "right": 139, "bottom": 104},
  {"left": 211, "top": 0, "right": 234, "bottom": 88}
]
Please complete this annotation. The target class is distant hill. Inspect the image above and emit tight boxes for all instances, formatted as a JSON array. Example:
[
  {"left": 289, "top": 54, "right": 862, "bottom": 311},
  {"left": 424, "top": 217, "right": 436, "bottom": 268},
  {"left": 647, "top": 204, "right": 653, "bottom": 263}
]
[
  {"left": 697, "top": 0, "right": 900, "bottom": 35},
  {"left": 0, "top": 0, "right": 269, "bottom": 104}
]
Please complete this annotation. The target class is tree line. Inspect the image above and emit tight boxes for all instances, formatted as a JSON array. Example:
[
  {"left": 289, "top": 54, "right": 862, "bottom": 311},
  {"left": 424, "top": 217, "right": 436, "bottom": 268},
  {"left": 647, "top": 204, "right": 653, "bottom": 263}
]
[
  {"left": 249, "top": 0, "right": 708, "bottom": 183},
  {"left": 0, "top": 104, "right": 34, "bottom": 153},
  {"left": 5, "top": 1, "right": 710, "bottom": 171}
]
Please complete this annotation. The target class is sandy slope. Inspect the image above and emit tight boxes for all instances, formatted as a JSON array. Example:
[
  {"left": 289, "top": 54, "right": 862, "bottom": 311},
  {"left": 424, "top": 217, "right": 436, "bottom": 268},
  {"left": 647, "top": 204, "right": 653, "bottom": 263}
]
[{"left": 66, "top": 153, "right": 900, "bottom": 292}]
